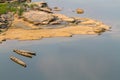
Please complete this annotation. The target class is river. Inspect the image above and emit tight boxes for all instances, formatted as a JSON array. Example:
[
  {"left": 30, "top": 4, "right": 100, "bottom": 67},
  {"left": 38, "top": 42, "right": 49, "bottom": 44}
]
[{"left": 0, "top": 0, "right": 120, "bottom": 80}]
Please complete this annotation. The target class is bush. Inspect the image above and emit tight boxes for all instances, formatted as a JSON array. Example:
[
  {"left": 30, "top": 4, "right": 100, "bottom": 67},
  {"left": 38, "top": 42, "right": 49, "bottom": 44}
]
[
  {"left": 0, "top": 3, "right": 8, "bottom": 14},
  {"left": 18, "top": 7, "right": 24, "bottom": 16},
  {"left": 0, "top": 2, "right": 23, "bottom": 14}
]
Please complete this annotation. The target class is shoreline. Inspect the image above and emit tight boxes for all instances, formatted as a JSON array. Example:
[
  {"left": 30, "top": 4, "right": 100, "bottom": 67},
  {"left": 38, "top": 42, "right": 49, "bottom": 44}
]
[
  {"left": 0, "top": 17, "right": 110, "bottom": 42},
  {"left": 0, "top": 2, "right": 110, "bottom": 43}
]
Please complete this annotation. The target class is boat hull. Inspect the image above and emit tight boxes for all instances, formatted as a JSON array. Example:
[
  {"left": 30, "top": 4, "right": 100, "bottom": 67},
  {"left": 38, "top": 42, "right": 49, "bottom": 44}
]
[
  {"left": 13, "top": 49, "right": 33, "bottom": 58},
  {"left": 10, "top": 56, "right": 27, "bottom": 68}
]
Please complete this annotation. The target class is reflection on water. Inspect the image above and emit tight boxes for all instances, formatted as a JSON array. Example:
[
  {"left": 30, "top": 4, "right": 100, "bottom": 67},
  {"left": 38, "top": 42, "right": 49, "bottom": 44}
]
[{"left": 0, "top": 0, "right": 120, "bottom": 80}]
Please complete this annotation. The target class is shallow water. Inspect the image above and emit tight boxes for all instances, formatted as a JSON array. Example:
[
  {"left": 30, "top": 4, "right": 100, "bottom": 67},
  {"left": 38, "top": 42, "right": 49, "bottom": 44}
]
[{"left": 0, "top": 0, "right": 120, "bottom": 80}]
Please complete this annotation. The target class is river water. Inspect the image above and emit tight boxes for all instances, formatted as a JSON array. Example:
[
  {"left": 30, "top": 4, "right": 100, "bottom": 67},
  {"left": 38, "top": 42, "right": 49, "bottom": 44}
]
[{"left": 0, "top": 0, "right": 120, "bottom": 80}]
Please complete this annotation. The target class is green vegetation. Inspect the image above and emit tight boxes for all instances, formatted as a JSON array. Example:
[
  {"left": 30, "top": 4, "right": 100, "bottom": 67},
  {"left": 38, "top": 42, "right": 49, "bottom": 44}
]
[
  {"left": 29, "top": 3, "right": 38, "bottom": 9},
  {"left": 0, "top": 2, "right": 42, "bottom": 16},
  {"left": 0, "top": 2, "right": 20, "bottom": 14},
  {"left": 0, "top": 2, "right": 26, "bottom": 15},
  {"left": 0, "top": 3, "right": 8, "bottom": 14},
  {"left": 18, "top": 7, "right": 25, "bottom": 16}
]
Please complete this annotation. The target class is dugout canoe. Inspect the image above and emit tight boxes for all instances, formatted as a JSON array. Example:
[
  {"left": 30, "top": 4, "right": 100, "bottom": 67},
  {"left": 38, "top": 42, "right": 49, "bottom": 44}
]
[
  {"left": 13, "top": 49, "right": 34, "bottom": 58},
  {"left": 13, "top": 49, "right": 36, "bottom": 56},
  {"left": 10, "top": 56, "right": 27, "bottom": 67}
]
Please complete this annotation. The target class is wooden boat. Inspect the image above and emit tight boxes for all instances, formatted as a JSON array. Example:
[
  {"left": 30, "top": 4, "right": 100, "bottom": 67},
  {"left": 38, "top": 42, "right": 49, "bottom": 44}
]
[
  {"left": 10, "top": 56, "right": 27, "bottom": 68},
  {"left": 13, "top": 49, "right": 34, "bottom": 58},
  {"left": 13, "top": 49, "right": 36, "bottom": 56}
]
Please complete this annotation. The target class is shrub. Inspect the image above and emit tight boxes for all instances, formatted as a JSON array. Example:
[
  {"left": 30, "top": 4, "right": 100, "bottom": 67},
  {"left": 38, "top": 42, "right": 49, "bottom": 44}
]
[
  {"left": 18, "top": 7, "right": 24, "bottom": 16},
  {"left": 0, "top": 3, "right": 8, "bottom": 14},
  {"left": 0, "top": 2, "right": 23, "bottom": 14}
]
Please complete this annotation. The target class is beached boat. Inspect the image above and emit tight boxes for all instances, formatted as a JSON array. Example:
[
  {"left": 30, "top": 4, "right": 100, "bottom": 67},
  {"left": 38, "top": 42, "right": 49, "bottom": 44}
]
[
  {"left": 13, "top": 49, "right": 36, "bottom": 56},
  {"left": 10, "top": 56, "right": 27, "bottom": 67}
]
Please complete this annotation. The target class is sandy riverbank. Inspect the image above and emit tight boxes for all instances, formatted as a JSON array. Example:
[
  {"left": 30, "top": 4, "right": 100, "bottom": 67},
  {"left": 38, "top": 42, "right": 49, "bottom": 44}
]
[
  {"left": 0, "top": 2, "right": 110, "bottom": 43},
  {"left": 0, "top": 17, "right": 110, "bottom": 42}
]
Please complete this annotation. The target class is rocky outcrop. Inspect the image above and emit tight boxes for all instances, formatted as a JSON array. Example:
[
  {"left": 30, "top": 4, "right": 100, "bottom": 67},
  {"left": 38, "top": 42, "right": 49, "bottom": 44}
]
[
  {"left": 23, "top": 11, "right": 55, "bottom": 25},
  {"left": 0, "top": 12, "right": 14, "bottom": 32},
  {"left": 0, "top": 1, "right": 110, "bottom": 43},
  {"left": 22, "top": 11, "right": 81, "bottom": 26}
]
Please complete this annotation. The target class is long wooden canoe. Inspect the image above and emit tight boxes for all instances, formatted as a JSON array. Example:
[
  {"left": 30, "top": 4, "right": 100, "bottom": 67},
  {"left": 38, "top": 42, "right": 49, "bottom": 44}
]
[
  {"left": 18, "top": 49, "right": 36, "bottom": 56},
  {"left": 13, "top": 49, "right": 34, "bottom": 58},
  {"left": 10, "top": 56, "right": 27, "bottom": 68}
]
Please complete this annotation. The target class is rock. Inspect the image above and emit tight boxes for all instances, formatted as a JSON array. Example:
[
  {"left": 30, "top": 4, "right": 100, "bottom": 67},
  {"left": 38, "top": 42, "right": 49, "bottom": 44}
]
[
  {"left": 80, "top": 19, "right": 96, "bottom": 25},
  {"left": 0, "top": 18, "right": 4, "bottom": 22},
  {"left": 37, "top": 1, "right": 48, "bottom": 8},
  {"left": 49, "top": 19, "right": 62, "bottom": 25},
  {"left": 0, "top": 23, "right": 8, "bottom": 29},
  {"left": 76, "top": 8, "right": 84, "bottom": 14},
  {"left": 23, "top": 11, "right": 55, "bottom": 25},
  {"left": 93, "top": 27, "right": 106, "bottom": 34},
  {"left": 53, "top": 7, "right": 62, "bottom": 11},
  {"left": 1, "top": 12, "right": 14, "bottom": 21},
  {"left": 28, "top": 2, "right": 52, "bottom": 13},
  {"left": 99, "top": 25, "right": 110, "bottom": 31},
  {"left": 0, "top": 12, "right": 13, "bottom": 32},
  {"left": 62, "top": 17, "right": 75, "bottom": 23},
  {"left": 12, "top": 22, "right": 32, "bottom": 29},
  {"left": 0, "top": 24, "right": 8, "bottom": 32},
  {"left": 39, "top": 7, "right": 52, "bottom": 13},
  {"left": 25, "top": 2, "right": 52, "bottom": 12},
  {"left": 53, "top": 13, "right": 75, "bottom": 22},
  {"left": 2, "top": 38, "right": 6, "bottom": 41},
  {"left": 0, "top": 12, "right": 14, "bottom": 30},
  {"left": 27, "top": 1, "right": 48, "bottom": 8}
]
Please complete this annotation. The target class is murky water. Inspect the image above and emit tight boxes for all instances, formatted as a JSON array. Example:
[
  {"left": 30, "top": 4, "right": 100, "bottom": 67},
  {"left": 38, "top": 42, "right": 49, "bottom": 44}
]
[{"left": 0, "top": 0, "right": 120, "bottom": 80}]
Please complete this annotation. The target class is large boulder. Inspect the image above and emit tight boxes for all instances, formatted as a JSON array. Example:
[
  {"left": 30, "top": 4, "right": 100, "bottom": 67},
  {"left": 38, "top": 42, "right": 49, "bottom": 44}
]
[{"left": 23, "top": 11, "right": 55, "bottom": 25}]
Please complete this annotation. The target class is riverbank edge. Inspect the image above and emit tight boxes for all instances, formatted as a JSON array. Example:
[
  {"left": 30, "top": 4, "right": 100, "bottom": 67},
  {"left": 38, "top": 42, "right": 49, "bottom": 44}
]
[{"left": 0, "top": 1, "right": 110, "bottom": 43}]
